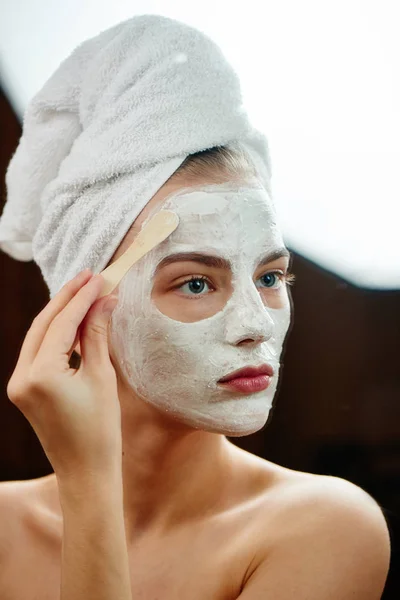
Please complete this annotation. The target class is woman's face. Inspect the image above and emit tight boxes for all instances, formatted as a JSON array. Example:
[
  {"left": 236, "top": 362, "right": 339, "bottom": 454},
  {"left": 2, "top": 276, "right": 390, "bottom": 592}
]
[{"left": 109, "top": 180, "right": 293, "bottom": 436}]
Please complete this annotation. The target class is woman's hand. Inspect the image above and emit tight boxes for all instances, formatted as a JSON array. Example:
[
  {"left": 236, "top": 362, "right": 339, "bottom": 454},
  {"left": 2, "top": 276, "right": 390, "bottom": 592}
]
[{"left": 6, "top": 269, "right": 121, "bottom": 482}]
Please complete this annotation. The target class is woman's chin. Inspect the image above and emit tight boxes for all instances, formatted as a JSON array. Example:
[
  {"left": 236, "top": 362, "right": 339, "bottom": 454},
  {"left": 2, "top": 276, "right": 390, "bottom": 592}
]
[{"left": 148, "top": 401, "right": 272, "bottom": 437}]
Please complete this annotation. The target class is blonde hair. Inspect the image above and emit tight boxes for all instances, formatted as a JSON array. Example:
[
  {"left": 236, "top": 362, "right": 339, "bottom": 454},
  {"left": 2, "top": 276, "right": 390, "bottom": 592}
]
[{"left": 171, "top": 142, "right": 259, "bottom": 185}]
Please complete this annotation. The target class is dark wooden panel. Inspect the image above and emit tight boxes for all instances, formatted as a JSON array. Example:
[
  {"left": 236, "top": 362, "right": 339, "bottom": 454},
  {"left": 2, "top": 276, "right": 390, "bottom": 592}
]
[{"left": 0, "top": 87, "right": 50, "bottom": 480}]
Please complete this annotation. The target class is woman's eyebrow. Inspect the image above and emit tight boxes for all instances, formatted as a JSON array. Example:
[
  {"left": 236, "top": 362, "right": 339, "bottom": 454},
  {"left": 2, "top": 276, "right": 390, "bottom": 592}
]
[
  {"left": 258, "top": 247, "right": 291, "bottom": 267},
  {"left": 155, "top": 252, "right": 230, "bottom": 273},
  {"left": 155, "top": 247, "right": 291, "bottom": 274}
]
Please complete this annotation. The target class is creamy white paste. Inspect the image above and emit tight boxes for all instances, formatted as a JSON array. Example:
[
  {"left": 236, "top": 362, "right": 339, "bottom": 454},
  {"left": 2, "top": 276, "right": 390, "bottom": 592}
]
[{"left": 109, "top": 182, "right": 292, "bottom": 436}]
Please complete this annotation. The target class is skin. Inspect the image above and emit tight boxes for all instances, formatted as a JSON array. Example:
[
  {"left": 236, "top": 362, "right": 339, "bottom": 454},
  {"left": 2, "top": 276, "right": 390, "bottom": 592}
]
[{"left": 0, "top": 176, "right": 391, "bottom": 599}]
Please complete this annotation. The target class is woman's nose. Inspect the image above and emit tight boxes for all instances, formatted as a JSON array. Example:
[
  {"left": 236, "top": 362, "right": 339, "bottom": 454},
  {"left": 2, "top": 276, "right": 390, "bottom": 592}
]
[
  {"left": 223, "top": 288, "right": 274, "bottom": 347},
  {"left": 235, "top": 334, "right": 269, "bottom": 347}
]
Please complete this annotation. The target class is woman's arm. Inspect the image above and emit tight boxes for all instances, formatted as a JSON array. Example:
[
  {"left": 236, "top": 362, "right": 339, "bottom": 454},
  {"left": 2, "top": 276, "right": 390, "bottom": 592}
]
[
  {"left": 6, "top": 270, "right": 130, "bottom": 599},
  {"left": 58, "top": 471, "right": 132, "bottom": 600}
]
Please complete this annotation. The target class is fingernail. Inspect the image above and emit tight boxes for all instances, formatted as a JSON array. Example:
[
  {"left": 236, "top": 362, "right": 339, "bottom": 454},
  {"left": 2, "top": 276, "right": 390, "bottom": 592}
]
[{"left": 103, "top": 295, "right": 118, "bottom": 315}]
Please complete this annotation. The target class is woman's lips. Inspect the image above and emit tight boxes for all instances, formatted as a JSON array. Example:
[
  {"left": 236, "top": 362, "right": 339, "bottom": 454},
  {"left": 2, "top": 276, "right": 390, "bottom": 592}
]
[
  {"left": 217, "top": 365, "right": 273, "bottom": 394},
  {"left": 218, "top": 375, "right": 271, "bottom": 393}
]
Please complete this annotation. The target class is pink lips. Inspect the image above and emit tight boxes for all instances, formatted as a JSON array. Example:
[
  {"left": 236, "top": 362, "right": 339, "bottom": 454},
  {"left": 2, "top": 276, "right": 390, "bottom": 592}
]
[{"left": 218, "top": 365, "right": 274, "bottom": 394}]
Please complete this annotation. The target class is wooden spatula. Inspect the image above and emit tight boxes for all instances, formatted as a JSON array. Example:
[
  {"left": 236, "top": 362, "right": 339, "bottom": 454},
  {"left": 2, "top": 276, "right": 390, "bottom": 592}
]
[{"left": 99, "top": 210, "right": 179, "bottom": 298}]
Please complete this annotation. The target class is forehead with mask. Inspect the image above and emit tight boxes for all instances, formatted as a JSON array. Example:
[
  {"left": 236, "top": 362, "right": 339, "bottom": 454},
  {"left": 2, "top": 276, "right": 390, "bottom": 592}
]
[{"left": 109, "top": 145, "right": 294, "bottom": 437}]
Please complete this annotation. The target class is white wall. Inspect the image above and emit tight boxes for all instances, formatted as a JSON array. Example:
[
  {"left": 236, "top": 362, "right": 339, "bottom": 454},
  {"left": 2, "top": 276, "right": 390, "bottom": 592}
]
[{"left": 1, "top": 0, "right": 399, "bottom": 288}]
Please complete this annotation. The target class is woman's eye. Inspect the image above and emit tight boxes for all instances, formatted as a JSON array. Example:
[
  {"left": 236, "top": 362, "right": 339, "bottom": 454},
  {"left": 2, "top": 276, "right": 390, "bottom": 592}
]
[
  {"left": 178, "top": 277, "right": 212, "bottom": 296},
  {"left": 255, "top": 272, "right": 282, "bottom": 290}
]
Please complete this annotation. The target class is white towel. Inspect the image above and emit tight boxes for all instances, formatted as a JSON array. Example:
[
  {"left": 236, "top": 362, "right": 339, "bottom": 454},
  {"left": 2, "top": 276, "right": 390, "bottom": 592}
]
[{"left": 0, "top": 14, "right": 272, "bottom": 297}]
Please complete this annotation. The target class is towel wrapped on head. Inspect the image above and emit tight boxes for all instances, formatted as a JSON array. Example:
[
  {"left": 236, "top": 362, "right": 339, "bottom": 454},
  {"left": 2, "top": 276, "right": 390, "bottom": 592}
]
[{"left": 0, "top": 14, "right": 272, "bottom": 298}]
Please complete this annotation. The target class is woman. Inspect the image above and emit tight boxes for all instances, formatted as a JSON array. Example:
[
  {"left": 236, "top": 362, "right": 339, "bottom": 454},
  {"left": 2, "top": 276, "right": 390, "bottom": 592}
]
[{"left": 0, "top": 16, "right": 390, "bottom": 600}]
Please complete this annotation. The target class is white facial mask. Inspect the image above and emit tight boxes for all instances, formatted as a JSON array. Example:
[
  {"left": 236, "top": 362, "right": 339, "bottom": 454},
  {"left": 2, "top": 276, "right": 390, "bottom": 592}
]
[{"left": 110, "top": 182, "right": 292, "bottom": 436}]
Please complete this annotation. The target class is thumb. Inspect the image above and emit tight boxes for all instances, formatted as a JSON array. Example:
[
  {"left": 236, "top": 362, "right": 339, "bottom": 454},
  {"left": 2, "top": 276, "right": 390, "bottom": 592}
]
[{"left": 80, "top": 295, "right": 118, "bottom": 369}]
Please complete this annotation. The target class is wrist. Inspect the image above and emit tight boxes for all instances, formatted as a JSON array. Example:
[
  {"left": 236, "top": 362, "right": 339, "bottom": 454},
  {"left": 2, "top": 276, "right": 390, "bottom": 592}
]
[{"left": 57, "top": 467, "right": 123, "bottom": 510}]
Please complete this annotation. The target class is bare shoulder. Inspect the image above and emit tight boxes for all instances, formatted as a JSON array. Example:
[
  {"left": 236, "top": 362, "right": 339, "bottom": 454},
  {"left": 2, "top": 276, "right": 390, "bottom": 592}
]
[
  {"left": 0, "top": 476, "right": 47, "bottom": 512},
  {"left": 0, "top": 478, "right": 29, "bottom": 557},
  {"left": 267, "top": 465, "right": 389, "bottom": 521},
  {"left": 0, "top": 476, "right": 60, "bottom": 558},
  {"left": 242, "top": 463, "right": 391, "bottom": 599},
  {"left": 274, "top": 468, "right": 390, "bottom": 544}
]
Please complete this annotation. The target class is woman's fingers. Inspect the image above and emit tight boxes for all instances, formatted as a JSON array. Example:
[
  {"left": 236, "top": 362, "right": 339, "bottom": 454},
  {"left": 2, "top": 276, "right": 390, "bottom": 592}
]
[
  {"left": 79, "top": 294, "right": 118, "bottom": 371},
  {"left": 39, "top": 274, "right": 105, "bottom": 362},
  {"left": 15, "top": 269, "right": 93, "bottom": 369}
]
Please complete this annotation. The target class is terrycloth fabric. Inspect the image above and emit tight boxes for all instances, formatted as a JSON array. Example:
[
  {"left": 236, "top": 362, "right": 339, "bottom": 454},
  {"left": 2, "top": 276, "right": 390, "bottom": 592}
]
[{"left": 0, "top": 14, "right": 272, "bottom": 297}]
